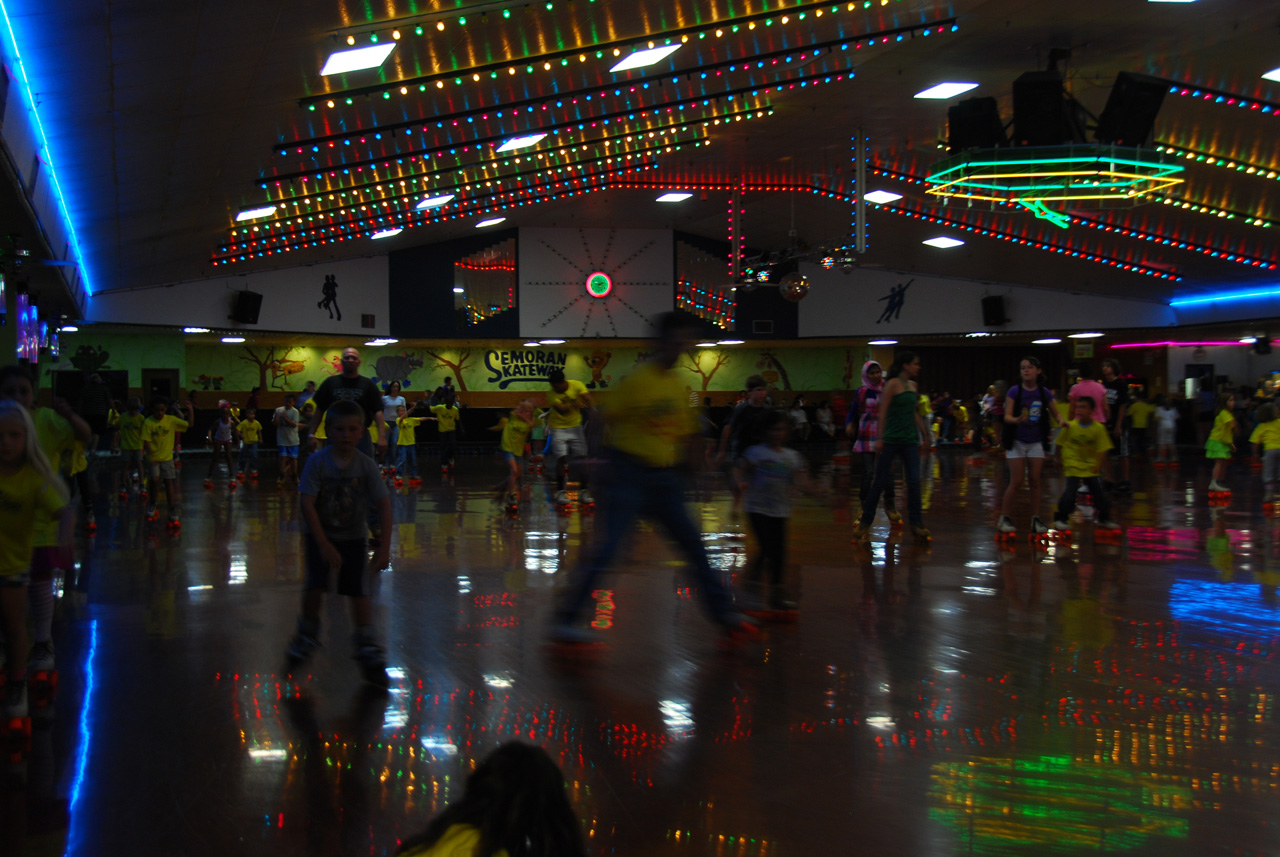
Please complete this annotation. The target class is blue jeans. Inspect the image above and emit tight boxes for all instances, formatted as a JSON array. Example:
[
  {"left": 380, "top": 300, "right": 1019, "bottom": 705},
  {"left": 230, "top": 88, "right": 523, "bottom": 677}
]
[
  {"left": 859, "top": 442, "right": 922, "bottom": 527},
  {"left": 558, "top": 449, "right": 735, "bottom": 626},
  {"left": 397, "top": 444, "right": 417, "bottom": 476},
  {"left": 384, "top": 422, "right": 399, "bottom": 451},
  {"left": 237, "top": 442, "right": 258, "bottom": 471}
]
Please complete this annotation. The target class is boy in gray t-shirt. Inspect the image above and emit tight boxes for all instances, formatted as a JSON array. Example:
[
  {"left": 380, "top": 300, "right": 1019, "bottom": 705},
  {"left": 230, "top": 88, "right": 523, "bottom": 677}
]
[
  {"left": 285, "top": 400, "right": 392, "bottom": 687},
  {"left": 274, "top": 393, "right": 301, "bottom": 486}
]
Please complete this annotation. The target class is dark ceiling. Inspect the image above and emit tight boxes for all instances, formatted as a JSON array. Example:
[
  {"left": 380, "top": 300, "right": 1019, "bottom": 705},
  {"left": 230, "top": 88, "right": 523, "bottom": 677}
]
[{"left": 10, "top": 0, "right": 1280, "bottom": 308}]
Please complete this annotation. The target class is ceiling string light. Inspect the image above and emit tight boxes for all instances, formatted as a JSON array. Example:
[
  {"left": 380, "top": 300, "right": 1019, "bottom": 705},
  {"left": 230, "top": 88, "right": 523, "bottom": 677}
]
[
  {"left": 1163, "top": 81, "right": 1279, "bottom": 117},
  {"left": 1153, "top": 143, "right": 1280, "bottom": 182},
  {"left": 302, "top": 11, "right": 953, "bottom": 110}
]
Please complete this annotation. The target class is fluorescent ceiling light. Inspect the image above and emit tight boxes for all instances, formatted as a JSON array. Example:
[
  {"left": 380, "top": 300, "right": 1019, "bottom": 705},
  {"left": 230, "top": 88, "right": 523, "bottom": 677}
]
[
  {"left": 1032, "top": 338, "right": 1062, "bottom": 344},
  {"left": 452, "top": 287, "right": 465, "bottom": 293},
  {"left": 1264, "top": 67, "right": 1280, "bottom": 83},
  {"left": 609, "top": 44, "right": 682, "bottom": 73},
  {"left": 695, "top": 342, "right": 718, "bottom": 348},
  {"left": 221, "top": 336, "right": 245, "bottom": 343},
  {"left": 914, "top": 82, "right": 979, "bottom": 99},
  {"left": 717, "top": 339, "right": 745, "bottom": 345},
  {"left": 657, "top": 192, "right": 693, "bottom": 202},
  {"left": 321, "top": 43, "right": 396, "bottom": 76},
  {"left": 496, "top": 133, "right": 547, "bottom": 152},
  {"left": 1241, "top": 337, "right": 1259, "bottom": 344},
  {"left": 364, "top": 338, "right": 398, "bottom": 346},
  {"left": 476, "top": 217, "right": 507, "bottom": 227},
  {"left": 183, "top": 327, "right": 210, "bottom": 333},
  {"left": 868, "top": 339, "right": 898, "bottom": 345},
  {"left": 1068, "top": 332, "right": 1104, "bottom": 338},
  {"left": 863, "top": 190, "right": 903, "bottom": 204},
  {"left": 539, "top": 339, "right": 566, "bottom": 345},
  {"left": 60, "top": 325, "right": 78, "bottom": 333},
  {"left": 1149, "top": 1, "right": 1196, "bottom": 3},
  {"left": 235, "top": 205, "right": 277, "bottom": 222},
  {"left": 922, "top": 236, "right": 964, "bottom": 248},
  {"left": 965, "top": 332, "right": 993, "bottom": 338},
  {"left": 417, "top": 193, "right": 455, "bottom": 209},
  {"left": 523, "top": 341, "right": 541, "bottom": 347},
  {"left": 371, "top": 227, "right": 403, "bottom": 239}
]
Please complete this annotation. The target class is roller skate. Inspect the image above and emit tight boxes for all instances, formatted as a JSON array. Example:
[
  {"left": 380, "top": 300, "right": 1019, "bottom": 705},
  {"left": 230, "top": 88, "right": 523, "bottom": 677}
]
[
  {"left": 145, "top": 505, "right": 159, "bottom": 522},
  {"left": 578, "top": 489, "right": 595, "bottom": 515},
  {"left": 248, "top": 469, "right": 259, "bottom": 482},
  {"left": 203, "top": 479, "right": 214, "bottom": 490},
  {"left": 1049, "top": 516, "right": 1074, "bottom": 540},
  {"left": 166, "top": 506, "right": 182, "bottom": 533},
  {"left": 1095, "top": 518, "right": 1124, "bottom": 543},
  {"left": 1264, "top": 492, "right": 1280, "bottom": 516},
  {"left": 852, "top": 523, "right": 871, "bottom": 545},
  {"left": 911, "top": 524, "right": 932, "bottom": 544},
  {"left": 718, "top": 614, "right": 763, "bottom": 651},
  {"left": 26, "top": 643, "right": 57, "bottom": 710},
  {"left": 3, "top": 681, "right": 31, "bottom": 761},
  {"left": 352, "top": 630, "right": 390, "bottom": 690},
  {"left": 554, "top": 489, "right": 573, "bottom": 516},
  {"left": 84, "top": 511, "right": 97, "bottom": 534},
  {"left": 1208, "top": 480, "right": 1231, "bottom": 506},
  {"left": 1028, "top": 516, "right": 1058, "bottom": 548},
  {"left": 394, "top": 477, "right": 404, "bottom": 488},
  {"left": 284, "top": 617, "right": 321, "bottom": 672},
  {"left": 504, "top": 493, "right": 520, "bottom": 517},
  {"left": 995, "top": 515, "right": 1018, "bottom": 549},
  {"left": 885, "top": 508, "right": 904, "bottom": 528},
  {"left": 235, "top": 471, "right": 247, "bottom": 483},
  {"left": 138, "top": 490, "right": 149, "bottom": 503},
  {"left": 117, "top": 488, "right": 129, "bottom": 501},
  {"left": 408, "top": 476, "right": 422, "bottom": 489}
]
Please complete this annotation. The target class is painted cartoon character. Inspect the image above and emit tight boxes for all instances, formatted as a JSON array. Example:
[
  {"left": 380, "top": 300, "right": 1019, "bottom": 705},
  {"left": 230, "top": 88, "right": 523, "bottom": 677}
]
[{"left": 585, "top": 349, "right": 612, "bottom": 389}]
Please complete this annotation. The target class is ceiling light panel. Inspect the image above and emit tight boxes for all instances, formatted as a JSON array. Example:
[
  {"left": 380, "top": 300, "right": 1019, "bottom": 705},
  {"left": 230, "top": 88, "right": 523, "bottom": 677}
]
[
  {"left": 914, "top": 82, "right": 978, "bottom": 99},
  {"left": 496, "top": 133, "right": 548, "bottom": 152},
  {"left": 321, "top": 43, "right": 396, "bottom": 76},
  {"left": 235, "top": 205, "right": 277, "bottom": 222},
  {"left": 1265, "top": 67, "right": 1280, "bottom": 83},
  {"left": 476, "top": 217, "right": 506, "bottom": 227},
  {"left": 863, "top": 190, "right": 903, "bottom": 204},
  {"left": 657, "top": 192, "right": 693, "bottom": 202},
  {"left": 416, "top": 194, "right": 455, "bottom": 209},
  {"left": 922, "top": 236, "right": 964, "bottom": 248},
  {"left": 609, "top": 44, "right": 683, "bottom": 73}
]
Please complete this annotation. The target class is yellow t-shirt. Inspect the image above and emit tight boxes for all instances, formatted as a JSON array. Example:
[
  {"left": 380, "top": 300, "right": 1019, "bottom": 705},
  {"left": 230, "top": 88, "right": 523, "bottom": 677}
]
[
  {"left": 605, "top": 361, "right": 697, "bottom": 467},
  {"left": 1250, "top": 420, "right": 1280, "bottom": 451},
  {"left": 143, "top": 414, "right": 189, "bottom": 462},
  {"left": 34, "top": 408, "right": 75, "bottom": 474},
  {"left": 400, "top": 824, "right": 508, "bottom": 857},
  {"left": 238, "top": 420, "right": 263, "bottom": 443},
  {"left": 117, "top": 412, "right": 147, "bottom": 451},
  {"left": 1209, "top": 409, "right": 1236, "bottom": 445},
  {"left": 0, "top": 464, "right": 66, "bottom": 575},
  {"left": 499, "top": 413, "right": 533, "bottom": 456},
  {"left": 397, "top": 416, "right": 422, "bottom": 446},
  {"left": 314, "top": 419, "right": 326, "bottom": 441},
  {"left": 547, "top": 379, "right": 589, "bottom": 430},
  {"left": 1127, "top": 399, "right": 1154, "bottom": 429},
  {"left": 431, "top": 404, "right": 460, "bottom": 432},
  {"left": 1058, "top": 419, "right": 1113, "bottom": 477},
  {"left": 69, "top": 442, "right": 88, "bottom": 476},
  {"left": 954, "top": 404, "right": 969, "bottom": 424}
]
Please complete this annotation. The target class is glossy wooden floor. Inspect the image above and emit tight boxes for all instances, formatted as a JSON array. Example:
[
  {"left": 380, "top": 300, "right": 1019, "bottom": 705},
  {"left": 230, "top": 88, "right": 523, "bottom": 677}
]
[{"left": 13, "top": 448, "right": 1280, "bottom": 856}]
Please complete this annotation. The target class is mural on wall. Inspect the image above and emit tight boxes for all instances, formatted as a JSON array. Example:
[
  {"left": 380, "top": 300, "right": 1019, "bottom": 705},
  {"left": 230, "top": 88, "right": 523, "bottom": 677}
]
[
  {"left": 318, "top": 275, "right": 341, "bottom": 321},
  {"left": 681, "top": 349, "right": 731, "bottom": 391},
  {"left": 875, "top": 280, "right": 913, "bottom": 324},
  {"left": 42, "top": 333, "right": 187, "bottom": 389},
  {"left": 58, "top": 334, "right": 869, "bottom": 397}
]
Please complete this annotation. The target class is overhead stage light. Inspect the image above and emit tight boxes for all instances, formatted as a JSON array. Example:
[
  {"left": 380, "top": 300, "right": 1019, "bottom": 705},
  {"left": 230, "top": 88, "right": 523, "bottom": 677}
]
[
  {"left": 609, "top": 44, "right": 682, "bottom": 73},
  {"left": 863, "top": 190, "right": 903, "bottom": 204},
  {"left": 657, "top": 192, "right": 693, "bottom": 202},
  {"left": 417, "top": 194, "right": 455, "bottom": 209},
  {"left": 496, "top": 133, "right": 547, "bottom": 152},
  {"left": 922, "top": 236, "right": 964, "bottom": 248},
  {"left": 914, "top": 82, "right": 979, "bottom": 99},
  {"left": 321, "top": 43, "right": 396, "bottom": 76},
  {"left": 235, "top": 205, "right": 277, "bottom": 222}
]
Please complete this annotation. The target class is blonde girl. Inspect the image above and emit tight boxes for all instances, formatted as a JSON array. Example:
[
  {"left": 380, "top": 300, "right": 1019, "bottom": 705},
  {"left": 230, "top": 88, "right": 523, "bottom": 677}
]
[{"left": 0, "top": 399, "right": 71, "bottom": 718}]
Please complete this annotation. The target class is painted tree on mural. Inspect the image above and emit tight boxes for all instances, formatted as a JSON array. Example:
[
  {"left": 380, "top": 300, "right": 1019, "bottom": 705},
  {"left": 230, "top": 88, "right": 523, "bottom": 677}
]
[
  {"left": 756, "top": 350, "right": 793, "bottom": 390},
  {"left": 681, "top": 350, "right": 731, "bottom": 391},
  {"left": 421, "top": 348, "right": 474, "bottom": 391},
  {"left": 239, "top": 346, "right": 301, "bottom": 391}
]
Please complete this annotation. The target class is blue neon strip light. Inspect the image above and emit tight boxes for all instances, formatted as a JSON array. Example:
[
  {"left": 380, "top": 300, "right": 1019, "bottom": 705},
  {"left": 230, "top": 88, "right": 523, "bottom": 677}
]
[
  {"left": 0, "top": 0, "right": 95, "bottom": 296},
  {"left": 1170, "top": 287, "right": 1280, "bottom": 307},
  {"left": 66, "top": 618, "right": 99, "bottom": 856}
]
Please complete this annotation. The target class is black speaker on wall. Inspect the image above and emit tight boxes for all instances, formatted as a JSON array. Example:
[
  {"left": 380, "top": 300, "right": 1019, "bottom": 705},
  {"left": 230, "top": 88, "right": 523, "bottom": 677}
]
[
  {"left": 1255, "top": 336, "right": 1272, "bottom": 355},
  {"left": 231, "top": 290, "right": 263, "bottom": 324},
  {"left": 981, "top": 295, "right": 1007, "bottom": 326}
]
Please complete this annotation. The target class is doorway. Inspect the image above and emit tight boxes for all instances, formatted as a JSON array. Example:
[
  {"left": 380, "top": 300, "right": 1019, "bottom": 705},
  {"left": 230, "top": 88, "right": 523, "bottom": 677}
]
[{"left": 141, "top": 369, "right": 181, "bottom": 403}]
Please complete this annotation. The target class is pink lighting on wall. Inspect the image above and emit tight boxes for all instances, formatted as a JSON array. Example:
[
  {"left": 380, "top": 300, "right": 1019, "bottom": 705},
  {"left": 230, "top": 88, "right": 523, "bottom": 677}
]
[{"left": 1110, "top": 341, "right": 1247, "bottom": 348}]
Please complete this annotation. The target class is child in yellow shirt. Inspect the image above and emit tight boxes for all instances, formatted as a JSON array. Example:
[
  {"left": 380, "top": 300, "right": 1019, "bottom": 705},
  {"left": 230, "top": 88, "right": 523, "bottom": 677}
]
[
  {"left": 1052, "top": 396, "right": 1119, "bottom": 530},
  {"left": 1206, "top": 393, "right": 1236, "bottom": 493},
  {"left": 1249, "top": 402, "right": 1280, "bottom": 501},
  {"left": 236, "top": 408, "right": 263, "bottom": 477},
  {"left": 395, "top": 405, "right": 424, "bottom": 477}
]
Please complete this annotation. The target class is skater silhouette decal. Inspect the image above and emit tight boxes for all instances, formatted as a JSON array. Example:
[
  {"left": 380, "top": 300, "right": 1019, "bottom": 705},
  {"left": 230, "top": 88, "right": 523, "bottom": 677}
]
[
  {"left": 318, "top": 274, "right": 342, "bottom": 321},
  {"left": 875, "top": 279, "right": 913, "bottom": 324}
]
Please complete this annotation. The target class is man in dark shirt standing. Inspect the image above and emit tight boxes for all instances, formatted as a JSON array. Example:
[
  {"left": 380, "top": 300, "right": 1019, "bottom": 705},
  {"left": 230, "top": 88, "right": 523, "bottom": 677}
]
[
  {"left": 307, "top": 347, "right": 387, "bottom": 458},
  {"left": 78, "top": 373, "right": 113, "bottom": 453},
  {"left": 1101, "top": 358, "right": 1131, "bottom": 493}
]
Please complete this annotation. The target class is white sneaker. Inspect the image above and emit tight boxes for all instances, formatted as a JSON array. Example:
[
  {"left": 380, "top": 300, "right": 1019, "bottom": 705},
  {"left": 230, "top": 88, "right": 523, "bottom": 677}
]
[
  {"left": 1209, "top": 480, "right": 1228, "bottom": 492},
  {"left": 996, "top": 515, "right": 1017, "bottom": 533},
  {"left": 555, "top": 490, "right": 569, "bottom": 505},
  {"left": 1052, "top": 518, "right": 1071, "bottom": 530},
  {"left": 578, "top": 489, "right": 593, "bottom": 505},
  {"left": 4, "top": 680, "right": 27, "bottom": 719},
  {"left": 1031, "top": 516, "right": 1048, "bottom": 534}
]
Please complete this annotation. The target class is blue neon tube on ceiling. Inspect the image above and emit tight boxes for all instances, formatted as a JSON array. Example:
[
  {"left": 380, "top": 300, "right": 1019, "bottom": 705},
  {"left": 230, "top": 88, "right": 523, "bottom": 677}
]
[{"left": 1169, "top": 287, "right": 1280, "bottom": 307}]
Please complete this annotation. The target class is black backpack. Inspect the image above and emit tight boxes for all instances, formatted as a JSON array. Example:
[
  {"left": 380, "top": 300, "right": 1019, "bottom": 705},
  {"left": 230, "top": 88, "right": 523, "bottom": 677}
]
[{"left": 1001, "top": 385, "right": 1052, "bottom": 451}]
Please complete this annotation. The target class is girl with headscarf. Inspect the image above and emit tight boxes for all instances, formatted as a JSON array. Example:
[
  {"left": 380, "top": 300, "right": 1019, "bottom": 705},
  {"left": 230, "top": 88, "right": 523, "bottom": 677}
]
[{"left": 845, "top": 361, "right": 901, "bottom": 524}]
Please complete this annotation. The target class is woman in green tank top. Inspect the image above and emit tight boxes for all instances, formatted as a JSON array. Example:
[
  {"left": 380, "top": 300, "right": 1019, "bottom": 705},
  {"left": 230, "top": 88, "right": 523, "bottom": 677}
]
[{"left": 854, "top": 351, "right": 933, "bottom": 541}]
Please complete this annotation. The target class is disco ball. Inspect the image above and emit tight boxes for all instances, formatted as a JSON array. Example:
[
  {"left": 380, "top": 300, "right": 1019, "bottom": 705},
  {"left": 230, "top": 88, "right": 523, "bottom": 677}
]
[
  {"left": 820, "top": 256, "right": 836, "bottom": 270},
  {"left": 780, "top": 272, "right": 809, "bottom": 302}
]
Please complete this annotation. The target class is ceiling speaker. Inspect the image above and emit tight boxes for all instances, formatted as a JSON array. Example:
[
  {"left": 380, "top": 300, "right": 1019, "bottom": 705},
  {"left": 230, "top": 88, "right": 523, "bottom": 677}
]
[
  {"left": 1254, "top": 336, "right": 1272, "bottom": 355},
  {"left": 1012, "top": 71, "right": 1085, "bottom": 146},
  {"left": 1095, "top": 72, "right": 1168, "bottom": 147},
  {"left": 947, "top": 97, "right": 1008, "bottom": 152},
  {"left": 230, "top": 290, "right": 263, "bottom": 325},
  {"left": 981, "top": 295, "right": 1007, "bottom": 326}
]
